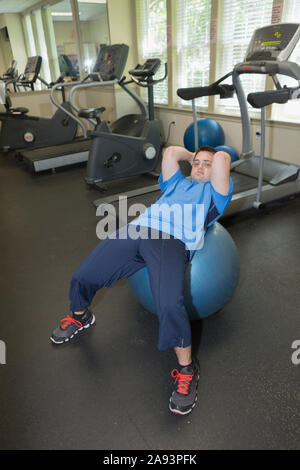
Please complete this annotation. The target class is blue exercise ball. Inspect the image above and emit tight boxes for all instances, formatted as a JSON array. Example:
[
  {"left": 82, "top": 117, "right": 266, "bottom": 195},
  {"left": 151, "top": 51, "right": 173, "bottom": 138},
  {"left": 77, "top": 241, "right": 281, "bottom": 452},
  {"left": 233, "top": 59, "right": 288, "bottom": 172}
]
[
  {"left": 215, "top": 145, "right": 240, "bottom": 163},
  {"left": 128, "top": 223, "right": 240, "bottom": 321},
  {"left": 184, "top": 118, "right": 225, "bottom": 152}
]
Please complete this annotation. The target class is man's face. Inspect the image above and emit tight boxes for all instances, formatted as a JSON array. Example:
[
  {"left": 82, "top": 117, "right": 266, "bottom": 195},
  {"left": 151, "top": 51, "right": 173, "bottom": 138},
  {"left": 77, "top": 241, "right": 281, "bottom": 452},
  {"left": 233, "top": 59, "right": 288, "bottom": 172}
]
[{"left": 190, "top": 151, "right": 214, "bottom": 182}]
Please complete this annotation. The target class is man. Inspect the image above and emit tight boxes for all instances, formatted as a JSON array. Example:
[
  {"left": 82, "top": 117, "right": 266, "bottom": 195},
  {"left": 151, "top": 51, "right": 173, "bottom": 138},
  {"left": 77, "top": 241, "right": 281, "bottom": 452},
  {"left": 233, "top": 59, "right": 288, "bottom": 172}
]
[{"left": 51, "top": 145, "right": 232, "bottom": 416}]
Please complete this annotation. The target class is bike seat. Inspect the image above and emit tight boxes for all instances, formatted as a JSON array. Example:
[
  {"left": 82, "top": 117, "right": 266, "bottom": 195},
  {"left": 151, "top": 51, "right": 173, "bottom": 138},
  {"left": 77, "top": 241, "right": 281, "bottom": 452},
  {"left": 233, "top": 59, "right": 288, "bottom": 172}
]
[
  {"left": 78, "top": 107, "right": 106, "bottom": 120},
  {"left": 10, "top": 107, "right": 29, "bottom": 114}
]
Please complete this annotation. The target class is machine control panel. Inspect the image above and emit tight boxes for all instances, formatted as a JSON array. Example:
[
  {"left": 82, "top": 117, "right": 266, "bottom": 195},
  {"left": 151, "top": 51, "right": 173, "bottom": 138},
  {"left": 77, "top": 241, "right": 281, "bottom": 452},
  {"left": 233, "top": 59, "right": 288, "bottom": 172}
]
[
  {"left": 129, "top": 59, "right": 161, "bottom": 78},
  {"left": 92, "top": 44, "right": 129, "bottom": 81},
  {"left": 245, "top": 23, "right": 300, "bottom": 62}
]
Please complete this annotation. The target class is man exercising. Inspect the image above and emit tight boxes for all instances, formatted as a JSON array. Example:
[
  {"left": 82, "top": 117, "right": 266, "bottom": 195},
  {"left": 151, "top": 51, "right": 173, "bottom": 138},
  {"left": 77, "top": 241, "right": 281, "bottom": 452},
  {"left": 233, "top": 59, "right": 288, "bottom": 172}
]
[{"left": 51, "top": 145, "right": 232, "bottom": 416}]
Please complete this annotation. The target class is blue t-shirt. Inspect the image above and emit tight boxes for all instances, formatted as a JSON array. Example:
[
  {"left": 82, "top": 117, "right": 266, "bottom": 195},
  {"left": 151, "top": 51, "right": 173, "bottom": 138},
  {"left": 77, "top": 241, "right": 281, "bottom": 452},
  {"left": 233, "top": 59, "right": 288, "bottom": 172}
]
[{"left": 130, "top": 169, "right": 233, "bottom": 253}]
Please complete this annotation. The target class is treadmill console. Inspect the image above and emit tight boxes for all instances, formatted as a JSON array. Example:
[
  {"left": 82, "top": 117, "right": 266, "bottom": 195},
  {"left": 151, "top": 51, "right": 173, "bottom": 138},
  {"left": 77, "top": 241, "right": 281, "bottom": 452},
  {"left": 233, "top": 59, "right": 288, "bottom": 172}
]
[
  {"left": 245, "top": 23, "right": 300, "bottom": 62},
  {"left": 19, "top": 56, "right": 42, "bottom": 83}
]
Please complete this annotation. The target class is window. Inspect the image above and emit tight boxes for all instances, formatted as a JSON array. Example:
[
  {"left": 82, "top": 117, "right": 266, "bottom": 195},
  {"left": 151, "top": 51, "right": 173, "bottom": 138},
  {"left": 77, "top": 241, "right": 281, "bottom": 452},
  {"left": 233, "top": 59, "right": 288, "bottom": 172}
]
[
  {"left": 175, "top": 0, "right": 212, "bottom": 108},
  {"left": 272, "top": 0, "right": 300, "bottom": 122},
  {"left": 23, "top": 13, "right": 49, "bottom": 90},
  {"left": 32, "top": 9, "right": 52, "bottom": 87},
  {"left": 23, "top": 14, "right": 37, "bottom": 57},
  {"left": 216, "top": 0, "right": 273, "bottom": 113},
  {"left": 136, "top": 0, "right": 168, "bottom": 105}
]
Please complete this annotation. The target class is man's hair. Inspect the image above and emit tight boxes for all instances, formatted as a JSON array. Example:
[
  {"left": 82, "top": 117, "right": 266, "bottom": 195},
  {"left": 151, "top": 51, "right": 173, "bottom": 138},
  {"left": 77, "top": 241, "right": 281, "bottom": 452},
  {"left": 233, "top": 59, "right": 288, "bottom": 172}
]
[{"left": 195, "top": 145, "right": 217, "bottom": 156}]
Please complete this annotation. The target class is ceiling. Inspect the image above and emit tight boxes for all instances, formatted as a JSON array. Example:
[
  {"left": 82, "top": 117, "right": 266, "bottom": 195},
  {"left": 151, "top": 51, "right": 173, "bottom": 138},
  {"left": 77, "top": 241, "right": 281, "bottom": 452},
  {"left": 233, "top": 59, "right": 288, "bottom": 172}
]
[
  {"left": 0, "top": 0, "right": 40, "bottom": 13},
  {"left": 0, "top": 0, "right": 107, "bottom": 20}
]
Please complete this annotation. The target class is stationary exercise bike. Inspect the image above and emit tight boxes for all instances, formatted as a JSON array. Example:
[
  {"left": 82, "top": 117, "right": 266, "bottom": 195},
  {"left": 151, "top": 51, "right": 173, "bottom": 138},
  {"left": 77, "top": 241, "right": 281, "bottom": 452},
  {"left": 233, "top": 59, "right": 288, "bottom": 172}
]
[
  {"left": 80, "top": 58, "right": 167, "bottom": 192},
  {"left": 20, "top": 44, "right": 130, "bottom": 173},
  {"left": 0, "top": 57, "right": 78, "bottom": 152},
  {"left": 0, "top": 60, "right": 18, "bottom": 84}
]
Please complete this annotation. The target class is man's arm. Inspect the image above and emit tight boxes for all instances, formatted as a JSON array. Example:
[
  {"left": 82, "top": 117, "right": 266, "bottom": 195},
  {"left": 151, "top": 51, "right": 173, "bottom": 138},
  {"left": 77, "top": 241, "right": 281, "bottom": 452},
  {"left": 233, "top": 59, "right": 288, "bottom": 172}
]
[
  {"left": 161, "top": 146, "right": 194, "bottom": 181},
  {"left": 210, "top": 151, "right": 231, "bottom": 195}
]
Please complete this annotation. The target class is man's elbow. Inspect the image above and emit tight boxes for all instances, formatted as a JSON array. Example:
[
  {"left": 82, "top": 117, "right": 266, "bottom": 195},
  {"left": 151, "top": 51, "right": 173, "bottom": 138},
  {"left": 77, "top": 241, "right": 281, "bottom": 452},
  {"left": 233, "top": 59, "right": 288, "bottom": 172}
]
[{"left": 214, "top": 151, "right": 231, "bottom": 165}]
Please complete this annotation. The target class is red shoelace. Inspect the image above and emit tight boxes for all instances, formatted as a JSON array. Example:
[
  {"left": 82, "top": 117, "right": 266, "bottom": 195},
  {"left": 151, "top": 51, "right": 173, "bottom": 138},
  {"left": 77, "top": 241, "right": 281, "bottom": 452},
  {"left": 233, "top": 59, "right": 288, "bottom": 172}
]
[
  {"left": 171, "top": 369, "right": 194, "bottom": 395},
  {"left": 60, "top": 315, "right": 83, "bottom": 330}
]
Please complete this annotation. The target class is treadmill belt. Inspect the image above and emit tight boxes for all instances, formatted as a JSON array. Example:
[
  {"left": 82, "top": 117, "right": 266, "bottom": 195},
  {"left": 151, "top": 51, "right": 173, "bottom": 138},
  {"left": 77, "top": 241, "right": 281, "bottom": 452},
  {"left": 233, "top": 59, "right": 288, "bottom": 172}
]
[
  {"left": 20, "top": 138, "right": 91, "bottom": 161},
  {"left": 230, "top": 172, "right": 258, "bottom": 194}
]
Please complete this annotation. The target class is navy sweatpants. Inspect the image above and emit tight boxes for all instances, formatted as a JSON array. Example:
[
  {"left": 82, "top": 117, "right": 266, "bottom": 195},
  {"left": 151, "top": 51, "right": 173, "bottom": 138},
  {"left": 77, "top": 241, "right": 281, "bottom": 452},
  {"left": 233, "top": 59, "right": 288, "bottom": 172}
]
[{"left": 69, "top": 225, "right": 191, "bottom": 351}]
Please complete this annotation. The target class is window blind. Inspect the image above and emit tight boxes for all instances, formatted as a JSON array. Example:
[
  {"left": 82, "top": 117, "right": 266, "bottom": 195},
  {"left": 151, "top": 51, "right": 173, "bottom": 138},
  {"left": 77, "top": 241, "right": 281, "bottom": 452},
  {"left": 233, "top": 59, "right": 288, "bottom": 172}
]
[
  {"left": 23, "top": 14, "right": 37, "bottom": 57},
  {"left": 175, "top": 0, "right": 211, "bottom": 108},
  {"left": 272, "top": 0, "right": 300, "bottom": 122},
  {"left": 23, "top": 10, "right": 51, "bottom": 90},
  {"left": 135, "top": 0, "right": 168, "bottom": 105},
  {"left": 216, "top": 0, "right": 273, "bottom": 112},
  {"left": 284, "top": 0, "right": 300, "bottom": 19}
]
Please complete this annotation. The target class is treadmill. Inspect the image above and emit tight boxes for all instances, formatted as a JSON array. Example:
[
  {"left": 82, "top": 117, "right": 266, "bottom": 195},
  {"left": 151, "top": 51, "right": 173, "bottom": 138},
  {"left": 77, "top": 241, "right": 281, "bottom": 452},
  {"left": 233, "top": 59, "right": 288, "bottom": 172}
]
[
  {"left": 20, "top": 44, "right": 129, "bottom": 173},
  {"left": 178, "top": 22, "right": 300, "bottom": 216},
  {"left": 93, "top": 23, "right": 300, "bottom": 217}
]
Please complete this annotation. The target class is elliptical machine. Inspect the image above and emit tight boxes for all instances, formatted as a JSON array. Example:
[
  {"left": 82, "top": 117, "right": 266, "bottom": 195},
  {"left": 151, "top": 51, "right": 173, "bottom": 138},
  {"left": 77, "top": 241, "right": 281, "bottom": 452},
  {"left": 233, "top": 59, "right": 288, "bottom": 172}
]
[{"left": 69, "top": 56, "right": 167, "bottom": 201}]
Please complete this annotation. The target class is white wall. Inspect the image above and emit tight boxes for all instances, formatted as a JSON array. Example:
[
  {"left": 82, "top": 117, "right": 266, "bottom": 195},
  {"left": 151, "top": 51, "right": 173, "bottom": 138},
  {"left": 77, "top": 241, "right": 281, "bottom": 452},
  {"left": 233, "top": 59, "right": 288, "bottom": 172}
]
[
  {"left": 0, "top": 14, "right": 6, "bottom": 29},
  {"left": 0, "top": 28, "right": 13, "bottom": 73},
  {"left": 5, "top": 13, "right": 27, "bottom": 74}
]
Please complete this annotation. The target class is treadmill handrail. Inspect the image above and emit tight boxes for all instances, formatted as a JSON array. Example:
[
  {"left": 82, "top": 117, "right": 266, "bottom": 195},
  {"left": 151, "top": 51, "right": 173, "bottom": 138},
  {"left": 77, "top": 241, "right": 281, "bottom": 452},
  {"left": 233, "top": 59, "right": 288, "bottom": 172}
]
[
  {"left": 176, "top": 71, "right": 233, "bottom": 101},
  {"left": 247, "top": 87, "right": 299, "bottom": 108},
  {"left": 234, "top": 59, "right": 300, "bottom": 81},
  {"left": 277, "top": 61, "right": 300, "bottom": 81},
  {"left": 177, "top": 83, "right": 235, "bottom": 101}
]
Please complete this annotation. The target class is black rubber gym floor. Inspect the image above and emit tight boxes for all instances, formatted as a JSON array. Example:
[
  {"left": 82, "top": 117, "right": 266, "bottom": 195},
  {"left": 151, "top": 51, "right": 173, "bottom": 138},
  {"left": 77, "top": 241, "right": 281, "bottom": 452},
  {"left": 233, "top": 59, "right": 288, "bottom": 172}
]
[{"left": 0, "top": 154, "right": 299, "bottom": 450}]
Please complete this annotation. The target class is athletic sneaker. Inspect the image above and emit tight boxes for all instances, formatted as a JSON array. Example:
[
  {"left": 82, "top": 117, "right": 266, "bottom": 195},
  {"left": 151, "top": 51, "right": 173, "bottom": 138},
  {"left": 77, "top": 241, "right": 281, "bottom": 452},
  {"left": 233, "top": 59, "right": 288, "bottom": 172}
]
[
  {"left": 50, "top": 309, "right": 95, "bottom": 344},
  {"left": 169, "top": 358, "right": 200, "bottom": 415}
]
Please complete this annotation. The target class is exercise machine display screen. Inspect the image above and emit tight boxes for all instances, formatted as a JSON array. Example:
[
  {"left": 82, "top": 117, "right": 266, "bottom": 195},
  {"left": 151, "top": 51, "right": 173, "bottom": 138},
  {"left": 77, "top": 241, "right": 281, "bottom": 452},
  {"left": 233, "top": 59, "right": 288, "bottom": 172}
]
[
  {"left": 245, "top": 23, "right": 300, "bottom": 61},
  {"left": 92, "top": 44, "right": 129, "bottom": 81}
]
